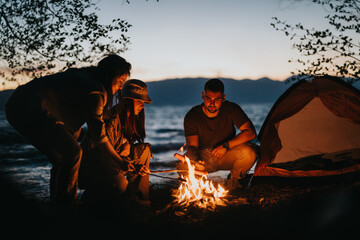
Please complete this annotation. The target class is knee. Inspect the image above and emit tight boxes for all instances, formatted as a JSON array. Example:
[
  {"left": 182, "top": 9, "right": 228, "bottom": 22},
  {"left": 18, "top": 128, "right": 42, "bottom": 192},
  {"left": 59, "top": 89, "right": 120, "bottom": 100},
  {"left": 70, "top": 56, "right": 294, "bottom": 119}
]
[
  {"left": 237, "top": 144, "right": 257, "bottom": 163},
  {"left": 64, "top": 145, "right": 83, "bottom": 167},
  {"left": 140, "top": 144, "right": 152, "bottom": 167},
  {"left": 245, "top": 145, "right": 257, "bottom": 160},
  {"left": 113, "top": 173, "right": 128, "bottom": 193}
]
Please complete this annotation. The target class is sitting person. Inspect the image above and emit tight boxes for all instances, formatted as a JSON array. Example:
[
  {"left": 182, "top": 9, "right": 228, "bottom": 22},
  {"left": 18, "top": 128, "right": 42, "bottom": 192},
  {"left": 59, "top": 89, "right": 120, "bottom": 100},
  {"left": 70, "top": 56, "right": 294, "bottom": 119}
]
[
  {"left": 177, "top": 78, "right": 258, "bottom": 190},
  {"left": 79, "top": 79, "right": 152, "bottom": 207}
]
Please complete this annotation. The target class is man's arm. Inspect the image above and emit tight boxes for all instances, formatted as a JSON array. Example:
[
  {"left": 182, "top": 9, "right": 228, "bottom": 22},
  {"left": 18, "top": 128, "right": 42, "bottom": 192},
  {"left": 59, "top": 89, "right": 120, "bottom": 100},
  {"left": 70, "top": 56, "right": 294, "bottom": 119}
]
[
  {"left": 228, "top": 121, "right": 256, "bottom": 149},
  {"left": 185, "top": 135, "right": 200, "bottom": 161},
  {"left": 186, "top": 135, "right": 199, "bottom": 148},
  {"left": 212, "top": 121, "right": 256, "bottom": 159}
]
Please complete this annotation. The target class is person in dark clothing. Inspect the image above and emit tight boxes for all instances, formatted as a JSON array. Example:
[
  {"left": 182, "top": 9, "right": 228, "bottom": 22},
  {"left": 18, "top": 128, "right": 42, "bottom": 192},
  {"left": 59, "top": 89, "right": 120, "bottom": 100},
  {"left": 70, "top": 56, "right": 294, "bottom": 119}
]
[
  {"left": 177, "top": 78, "right": 258, "bottom": 190},
  {"left": 5, "top": 54, "right": 132, "bottom": 211},
  {"left": 79, "top": 79, "right": 153, "bottom": 207}
]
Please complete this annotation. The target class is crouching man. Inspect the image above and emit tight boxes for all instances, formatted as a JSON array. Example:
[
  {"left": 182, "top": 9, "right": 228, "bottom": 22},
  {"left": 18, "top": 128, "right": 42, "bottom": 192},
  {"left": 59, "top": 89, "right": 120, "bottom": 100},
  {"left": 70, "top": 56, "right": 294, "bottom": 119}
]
[{"left": 177, "top": 78, "right": 257, "bottom": 190}]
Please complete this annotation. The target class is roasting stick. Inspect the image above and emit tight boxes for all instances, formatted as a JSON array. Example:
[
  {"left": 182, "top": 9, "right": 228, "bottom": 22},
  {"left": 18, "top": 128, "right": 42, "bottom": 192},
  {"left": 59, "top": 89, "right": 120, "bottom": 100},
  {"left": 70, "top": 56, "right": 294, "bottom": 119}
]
[
  {"left": 173, "top": 153, "right": 205, "bottom": 166},
  {"left": 150, "top": 169, "right": 208, "bottom": 176},
  {"left": 147, "top": 151, "right": 208, "bottom": 181},
  {"left": 150, "top": 169, "right": 186, "bottom": 174},
  {"left": 149, "top": 152, "right": 208, "bottom": 176},
  {"left": 149, "top": 172, "right": 186, "bottom": 182}
]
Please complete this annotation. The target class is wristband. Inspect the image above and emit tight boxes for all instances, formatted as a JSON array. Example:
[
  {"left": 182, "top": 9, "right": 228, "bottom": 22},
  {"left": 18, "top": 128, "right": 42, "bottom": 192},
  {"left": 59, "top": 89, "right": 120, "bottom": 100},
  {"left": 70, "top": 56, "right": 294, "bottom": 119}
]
[{"left": 222, "top": 141, "right": 230, "bottom": 151}]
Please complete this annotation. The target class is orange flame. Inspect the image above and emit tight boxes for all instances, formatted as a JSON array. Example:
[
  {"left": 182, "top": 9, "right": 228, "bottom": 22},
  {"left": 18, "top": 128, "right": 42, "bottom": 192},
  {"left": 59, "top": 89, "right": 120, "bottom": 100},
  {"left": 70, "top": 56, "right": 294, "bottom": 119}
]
[
  {"left": 178, "top": 143, "right": 186, "bottom": 153},
  {"left": 172, "top": 156, "right": 228, "bottom": 210}
]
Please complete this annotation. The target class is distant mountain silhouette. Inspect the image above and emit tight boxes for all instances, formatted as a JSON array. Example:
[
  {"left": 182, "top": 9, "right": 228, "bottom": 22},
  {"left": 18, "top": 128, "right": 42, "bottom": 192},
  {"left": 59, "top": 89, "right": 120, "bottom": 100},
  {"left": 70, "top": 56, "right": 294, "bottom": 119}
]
[
  {"left": 5, "top": 77, "right": 358, "bottom": 109},
  {"left": 0, "top": 77, "right": 290, "bottom": 109},
  {"left": 146, "top": 77, "right": 289, "bottom": 106}
]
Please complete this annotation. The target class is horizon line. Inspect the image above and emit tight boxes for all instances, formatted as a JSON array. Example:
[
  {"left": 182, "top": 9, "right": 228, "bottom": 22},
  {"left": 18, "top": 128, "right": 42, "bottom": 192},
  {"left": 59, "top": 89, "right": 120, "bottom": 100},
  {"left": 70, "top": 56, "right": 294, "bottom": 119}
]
[{"left": 1, "top": 75, "right": 291, "bottom": 91}]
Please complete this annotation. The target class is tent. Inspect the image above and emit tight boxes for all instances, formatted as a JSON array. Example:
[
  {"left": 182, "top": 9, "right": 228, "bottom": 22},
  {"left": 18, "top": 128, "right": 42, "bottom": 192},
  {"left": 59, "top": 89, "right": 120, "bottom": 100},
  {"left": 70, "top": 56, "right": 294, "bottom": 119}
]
[{"left": 254, "top": 76, "right": 360, "bottom": 177}]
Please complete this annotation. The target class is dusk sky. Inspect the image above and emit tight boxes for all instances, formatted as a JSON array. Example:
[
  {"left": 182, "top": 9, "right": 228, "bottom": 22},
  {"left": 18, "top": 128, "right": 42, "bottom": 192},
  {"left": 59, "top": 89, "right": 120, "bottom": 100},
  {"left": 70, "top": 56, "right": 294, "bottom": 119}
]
[
  {"left": 1, "top": 0, "right": 336, "bottom": 89},
  {"left": 97, "top": 0, "right": 332, "bottom": 82}
]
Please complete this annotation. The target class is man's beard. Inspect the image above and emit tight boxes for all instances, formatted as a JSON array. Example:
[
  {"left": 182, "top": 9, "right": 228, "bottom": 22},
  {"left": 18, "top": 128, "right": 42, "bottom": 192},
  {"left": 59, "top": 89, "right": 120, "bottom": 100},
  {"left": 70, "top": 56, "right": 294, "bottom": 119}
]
[{"left": 206, "top": 105, "right": 218, "bottom": 113}]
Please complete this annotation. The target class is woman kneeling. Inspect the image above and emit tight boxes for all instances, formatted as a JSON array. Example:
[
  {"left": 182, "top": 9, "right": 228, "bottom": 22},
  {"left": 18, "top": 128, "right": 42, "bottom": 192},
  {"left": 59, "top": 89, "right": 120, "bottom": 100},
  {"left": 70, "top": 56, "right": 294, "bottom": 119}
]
[{"left": 80, "top": 79, "right": 152, "bottom": 208}]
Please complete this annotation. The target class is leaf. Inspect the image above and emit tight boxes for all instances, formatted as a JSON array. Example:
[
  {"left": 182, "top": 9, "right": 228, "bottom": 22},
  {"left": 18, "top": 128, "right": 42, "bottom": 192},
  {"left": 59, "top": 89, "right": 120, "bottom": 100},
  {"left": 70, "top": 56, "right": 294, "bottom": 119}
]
[
  {"left": 0, "top": 0, "right": 132, "bottom": 85},
  {"left": 271, "top": 0, "right": 360, "bottom": 82}
]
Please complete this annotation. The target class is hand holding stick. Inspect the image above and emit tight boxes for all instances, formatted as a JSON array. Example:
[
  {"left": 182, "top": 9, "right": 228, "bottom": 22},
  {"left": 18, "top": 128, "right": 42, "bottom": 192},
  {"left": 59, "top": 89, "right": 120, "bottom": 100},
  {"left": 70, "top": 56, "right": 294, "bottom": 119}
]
[
  {"left": 174, "top": 153, "right": 186, "bottom": 162},
  {"left": 174, "top": 153, "right": 205, "bottom": 166},
  {"left": 147, "top": 153, "right": 208, "bottom": 181},
  {"left": 173, "top": 153, "right": 207, "bottom": 175},
  {"left": 138, "top": 165, "right": 151, "bottom": 176}
]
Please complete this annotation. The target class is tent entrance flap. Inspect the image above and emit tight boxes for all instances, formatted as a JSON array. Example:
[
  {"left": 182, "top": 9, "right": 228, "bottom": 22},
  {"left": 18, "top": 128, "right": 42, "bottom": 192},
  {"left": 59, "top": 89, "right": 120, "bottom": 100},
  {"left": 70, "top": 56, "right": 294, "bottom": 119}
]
[
  {"left": 273, "top": 97, "right": 360, "bottom": 164},
  {"left": 255, "top": 76, "right": 360, "bottom": 177}
]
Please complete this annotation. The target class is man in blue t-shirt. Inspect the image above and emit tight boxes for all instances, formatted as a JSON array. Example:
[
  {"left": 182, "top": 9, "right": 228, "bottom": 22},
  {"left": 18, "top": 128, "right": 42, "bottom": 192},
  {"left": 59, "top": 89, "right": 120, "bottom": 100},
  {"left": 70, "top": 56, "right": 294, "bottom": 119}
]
[{"left": 177, "top": 78, "right": 257, "bottom": 190}]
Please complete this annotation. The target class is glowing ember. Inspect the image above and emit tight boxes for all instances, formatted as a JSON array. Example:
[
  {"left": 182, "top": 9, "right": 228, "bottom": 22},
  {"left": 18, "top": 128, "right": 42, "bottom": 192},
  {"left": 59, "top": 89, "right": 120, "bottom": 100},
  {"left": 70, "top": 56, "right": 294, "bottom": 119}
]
[{"left": 172, "top": 156, "right": 228, "bottom": 210}]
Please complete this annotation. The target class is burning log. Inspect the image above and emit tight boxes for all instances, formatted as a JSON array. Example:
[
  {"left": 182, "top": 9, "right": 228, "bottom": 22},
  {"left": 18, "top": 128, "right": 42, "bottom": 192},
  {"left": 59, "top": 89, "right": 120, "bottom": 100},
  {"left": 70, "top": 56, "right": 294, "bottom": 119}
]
[
  {"left": 172, "top": 156, "right": 229, "bottom": 211},
  {"left": 153, "top": 151, "right": 229, "bottom": 213}
]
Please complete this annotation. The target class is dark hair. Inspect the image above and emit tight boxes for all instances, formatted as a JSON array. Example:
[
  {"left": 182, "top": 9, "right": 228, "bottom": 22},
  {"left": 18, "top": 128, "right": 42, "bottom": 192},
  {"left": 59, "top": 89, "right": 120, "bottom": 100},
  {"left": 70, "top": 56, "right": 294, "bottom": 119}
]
[
  {"left": 119, "top": 98, "right": 145, "bottom": 143},
  {"left": 204, "top": 78, "right": 224, "bottom": 94},
  {"left": 97, "top": 54, "right": 132, "bottom": 115},
  {"left": 97, "top": 54, "right": 131, "bottom": 87}
]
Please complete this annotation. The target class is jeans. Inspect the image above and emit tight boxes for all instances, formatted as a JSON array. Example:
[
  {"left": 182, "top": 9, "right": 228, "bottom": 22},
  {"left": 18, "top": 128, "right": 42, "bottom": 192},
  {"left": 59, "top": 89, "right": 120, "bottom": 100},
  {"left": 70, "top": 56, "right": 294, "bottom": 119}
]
[{"left": 6, "top": 96, "right": 81, "bottom": 211}]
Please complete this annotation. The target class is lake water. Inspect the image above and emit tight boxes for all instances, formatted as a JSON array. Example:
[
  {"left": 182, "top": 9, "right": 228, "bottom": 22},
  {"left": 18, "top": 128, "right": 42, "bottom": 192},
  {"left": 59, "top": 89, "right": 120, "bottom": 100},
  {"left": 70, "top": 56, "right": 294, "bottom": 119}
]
[{"left": 0, "top": 103, "right": 272, "bottom": 201}]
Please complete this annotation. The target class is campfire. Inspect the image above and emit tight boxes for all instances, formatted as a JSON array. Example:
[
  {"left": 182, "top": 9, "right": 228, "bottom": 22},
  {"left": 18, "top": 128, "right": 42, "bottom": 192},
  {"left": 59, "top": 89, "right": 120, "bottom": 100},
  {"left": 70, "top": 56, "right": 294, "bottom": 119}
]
[{"left": 172, "top": 156, "right": 228, "bottom": 211}]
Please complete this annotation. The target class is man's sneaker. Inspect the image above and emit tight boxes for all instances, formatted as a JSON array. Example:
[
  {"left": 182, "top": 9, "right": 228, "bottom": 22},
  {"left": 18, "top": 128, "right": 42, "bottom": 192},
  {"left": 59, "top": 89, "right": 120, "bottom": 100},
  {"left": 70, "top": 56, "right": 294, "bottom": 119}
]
[{"left": 226, "top": 175, "right": 243, "bottom": 191}]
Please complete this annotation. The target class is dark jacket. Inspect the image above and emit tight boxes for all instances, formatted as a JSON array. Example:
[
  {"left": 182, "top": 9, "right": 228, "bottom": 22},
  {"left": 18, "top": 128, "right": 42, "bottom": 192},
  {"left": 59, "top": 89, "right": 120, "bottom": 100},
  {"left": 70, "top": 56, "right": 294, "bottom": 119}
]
[{"left": 6, "top": 67, "right": 108, "bottom": 143}]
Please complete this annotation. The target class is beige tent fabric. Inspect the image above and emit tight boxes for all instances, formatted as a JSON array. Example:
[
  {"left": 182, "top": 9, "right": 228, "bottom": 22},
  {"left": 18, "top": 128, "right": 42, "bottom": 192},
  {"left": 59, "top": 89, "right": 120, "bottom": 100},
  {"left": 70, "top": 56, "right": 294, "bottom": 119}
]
[
  {"left": 256, "top": 80, "right": 314, "bottom": 171},
  {"left": 274, "top": 97, "right": 360, "bottom": 163},
  {"left": 255, "top": 76, "right": 360, "bottom": 176}
]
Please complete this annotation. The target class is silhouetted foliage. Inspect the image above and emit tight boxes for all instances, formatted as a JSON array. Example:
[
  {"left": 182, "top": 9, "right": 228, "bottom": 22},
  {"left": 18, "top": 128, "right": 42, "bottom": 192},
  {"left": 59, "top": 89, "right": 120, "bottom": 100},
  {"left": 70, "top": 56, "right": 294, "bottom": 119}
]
[
  {"left": 272, "top": 0, "right": 360, "bottom": 83},
  {"left": 0, "top": 0, "right": 132, "bottom": 86}
]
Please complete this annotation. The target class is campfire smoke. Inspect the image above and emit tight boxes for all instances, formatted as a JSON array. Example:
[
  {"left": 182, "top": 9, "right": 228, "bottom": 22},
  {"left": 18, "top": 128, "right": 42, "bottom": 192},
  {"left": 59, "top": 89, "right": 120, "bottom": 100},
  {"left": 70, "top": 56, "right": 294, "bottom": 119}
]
[{"left": 172, "top": 156, "right": 228, "bottom": 211}]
